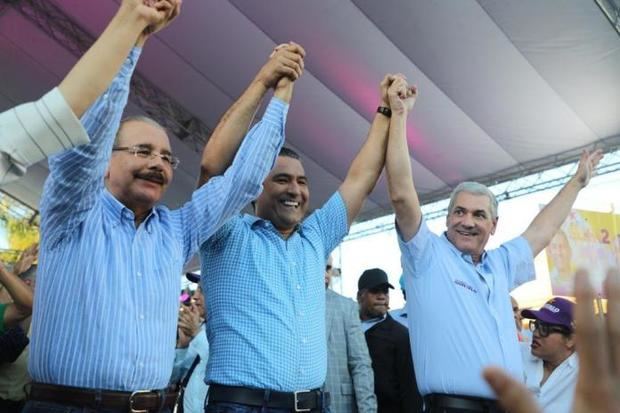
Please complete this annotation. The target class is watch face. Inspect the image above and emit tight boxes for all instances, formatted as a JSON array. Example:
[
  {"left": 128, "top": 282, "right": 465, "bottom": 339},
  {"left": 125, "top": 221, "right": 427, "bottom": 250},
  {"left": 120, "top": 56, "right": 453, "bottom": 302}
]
[{"left": 377, "top": 106, "right": 392, "bottom": 117}]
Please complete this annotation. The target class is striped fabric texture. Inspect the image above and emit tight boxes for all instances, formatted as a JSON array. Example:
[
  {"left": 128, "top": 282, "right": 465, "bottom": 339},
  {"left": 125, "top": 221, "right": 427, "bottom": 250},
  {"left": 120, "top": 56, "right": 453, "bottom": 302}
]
[{"left": 29, "top": 48, "right": 286, "bottom": 391}]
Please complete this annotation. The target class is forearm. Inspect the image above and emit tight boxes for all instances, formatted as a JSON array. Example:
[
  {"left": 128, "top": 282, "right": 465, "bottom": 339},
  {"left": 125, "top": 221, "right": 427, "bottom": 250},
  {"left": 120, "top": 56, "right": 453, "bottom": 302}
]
[
  {"left": 348, "top": 113, "right": 389, "bottom": 188},
  {"left": 58, "top": 7, "right": 148, "bottom": 118},
  {"left": 524, "top": 178, "right": 582, "bottom": 255},
  {"left": 386, "top": 111, "right": 421, "bottom": 241},
  {"left": 0, "top": 267, "right": 33, "bottom": 310},
  {"left": 198, "top": 81, "right": 268, "bottom": 185},
  {"left": 186, "top": 98, "right": 287, "bottom": 251},
  {"left": 339, "top": 113, "right": 389, "bottom": 226}
]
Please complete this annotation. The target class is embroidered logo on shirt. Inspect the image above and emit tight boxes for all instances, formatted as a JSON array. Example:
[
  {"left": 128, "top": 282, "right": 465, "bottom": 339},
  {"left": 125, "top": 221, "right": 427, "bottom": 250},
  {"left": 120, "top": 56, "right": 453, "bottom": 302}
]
[{"left": 454, "top": 279, "right": 478, "bottom": 293}]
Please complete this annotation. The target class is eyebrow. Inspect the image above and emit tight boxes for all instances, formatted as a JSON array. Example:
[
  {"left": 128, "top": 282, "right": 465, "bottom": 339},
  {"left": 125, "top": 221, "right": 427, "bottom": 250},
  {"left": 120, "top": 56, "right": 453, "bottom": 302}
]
[
  {"left": 454, "top": 206, "right": 488, "bottom": 215},
  {"left": 134, "top": 143, "right": 172, "bottom": 155}
]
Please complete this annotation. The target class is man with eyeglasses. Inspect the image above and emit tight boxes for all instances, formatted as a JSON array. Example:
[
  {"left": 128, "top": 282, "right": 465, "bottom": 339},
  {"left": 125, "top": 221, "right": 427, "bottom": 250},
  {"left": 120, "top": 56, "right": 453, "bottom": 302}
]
[
  {"left": 519, "top": 297, "right": 577, "bottom": 413},
  {"left": 26, "top": 9, "right": 301, "bottom": 413}
]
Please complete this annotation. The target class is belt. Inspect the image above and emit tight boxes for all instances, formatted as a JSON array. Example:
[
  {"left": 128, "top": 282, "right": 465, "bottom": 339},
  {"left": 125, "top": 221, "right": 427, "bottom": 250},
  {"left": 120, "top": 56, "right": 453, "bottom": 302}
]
[
  {"left": 424, "top": 393, "right": 505, "bottom": 413},
  {"left": 29, "top": 382, "right": 178, "bottom": 412},
  {"left": 208, "top": 384, "right": 329, "bottom": 412}
]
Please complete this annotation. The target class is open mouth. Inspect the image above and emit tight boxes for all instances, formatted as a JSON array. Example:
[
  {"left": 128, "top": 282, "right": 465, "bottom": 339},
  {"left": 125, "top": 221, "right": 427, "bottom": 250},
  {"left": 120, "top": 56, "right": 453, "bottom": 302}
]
[
  {"left": 280, "top": 199, "right": 300, "bottom": 209},
  {"left": 456, "top": 229, "right": 477, "bottom": 237}
]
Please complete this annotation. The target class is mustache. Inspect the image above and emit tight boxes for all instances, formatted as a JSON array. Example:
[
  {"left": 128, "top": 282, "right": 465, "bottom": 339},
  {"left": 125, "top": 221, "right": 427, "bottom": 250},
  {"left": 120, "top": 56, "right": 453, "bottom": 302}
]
[{"left": 135, "top": 170, "right": 167, "bottom": 185}]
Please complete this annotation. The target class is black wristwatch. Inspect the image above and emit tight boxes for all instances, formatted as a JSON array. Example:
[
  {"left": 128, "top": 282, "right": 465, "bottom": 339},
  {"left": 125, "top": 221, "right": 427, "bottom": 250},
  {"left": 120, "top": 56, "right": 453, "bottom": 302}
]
[{"left": 377, "top": 106, "right": 392, "bottom": 118}]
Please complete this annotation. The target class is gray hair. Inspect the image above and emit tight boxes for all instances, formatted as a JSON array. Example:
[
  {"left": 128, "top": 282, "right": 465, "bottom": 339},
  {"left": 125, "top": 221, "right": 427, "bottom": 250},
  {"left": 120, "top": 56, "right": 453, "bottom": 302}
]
[
  {"left": 114, "top": 115, "right": 167, "bottom": 146},
  {"left": 447, "top": 181, "right": 498, "bottom": 219}
]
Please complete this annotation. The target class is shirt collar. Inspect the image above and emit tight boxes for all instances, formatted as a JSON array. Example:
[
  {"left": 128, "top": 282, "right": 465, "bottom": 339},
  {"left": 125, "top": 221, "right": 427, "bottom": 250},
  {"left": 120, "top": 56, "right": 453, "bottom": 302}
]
[
  {"left": 440, "top": 231, "right": 488, "bottom": 264},
  {"left": 243, "top": 214, "right": 304, "bottom": 235},
  {"left": 101, "top": 189, "right": 157, "bottom": 232}
]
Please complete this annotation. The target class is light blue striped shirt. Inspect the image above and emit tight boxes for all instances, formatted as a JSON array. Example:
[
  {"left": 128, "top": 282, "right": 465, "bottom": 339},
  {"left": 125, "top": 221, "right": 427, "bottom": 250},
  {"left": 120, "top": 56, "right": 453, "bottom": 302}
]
[
  {"left": 399, "top": 219, "right": 535, "bottom": 398},
  {"left": 200, "top": 192, "right": 349, "bottom": 391},
  {"left": 29, "top": 48, "right": 287, "bottom": 391}
]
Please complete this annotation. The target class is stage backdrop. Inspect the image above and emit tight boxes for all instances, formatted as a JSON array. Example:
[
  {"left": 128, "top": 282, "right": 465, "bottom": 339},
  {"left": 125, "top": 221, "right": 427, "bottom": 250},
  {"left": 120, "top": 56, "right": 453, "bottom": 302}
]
[
  {"left": 0, "top": 193, "right": 39, "bottom": 265},
  {"left": 545, "top": 208, "right": 620, "bottom": 297}
]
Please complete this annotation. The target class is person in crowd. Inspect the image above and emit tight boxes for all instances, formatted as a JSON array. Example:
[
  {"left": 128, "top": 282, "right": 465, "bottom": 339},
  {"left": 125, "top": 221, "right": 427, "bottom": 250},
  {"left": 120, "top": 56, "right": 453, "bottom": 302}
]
[
  {"left": 0, "top": 0, "right": 179, "bottom": 185},
  {"left": 519, "top": 297, "right": 577, "bottom": 413},
  {"left": 324, "top": 256, "right": 377, "bottom": 413},
  {"left": 383, "top": 71, "right": 602, "bottom": 412},
  {"left": 172, "top": 273, "right": 209, "bottom": 413},
  {"left": 0, "top": 244, "right": 38, "bottom": 412},
  {"left": 25, "top": 5, "right": 298, "bottom": 412},
  {"left": 511, "top": 295, "right": 529, "bottom": 342},
  {"left": 357, "top": 268, "right": 422, "bottom": 413},
  {"left": 484, "top": 268, "right": 618, "bottom": 413},
  {"left": 199, "top": 73, "right": 400, "bottom": 412},
  {"left": 0, "top": 246, "right": 36, "bottom": 334},
  {"left": 389, "top": 274, "right": 408, "bottom": 328}
]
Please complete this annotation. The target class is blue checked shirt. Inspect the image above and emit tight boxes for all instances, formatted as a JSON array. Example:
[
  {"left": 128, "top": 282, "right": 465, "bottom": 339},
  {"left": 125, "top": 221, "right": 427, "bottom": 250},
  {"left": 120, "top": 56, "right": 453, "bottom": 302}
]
[
  {"left": 200, "top": 192, "right": 349, "bottom": 391},
  {"left": 29, "top": 48, "right": 287, "bottom": 391}
]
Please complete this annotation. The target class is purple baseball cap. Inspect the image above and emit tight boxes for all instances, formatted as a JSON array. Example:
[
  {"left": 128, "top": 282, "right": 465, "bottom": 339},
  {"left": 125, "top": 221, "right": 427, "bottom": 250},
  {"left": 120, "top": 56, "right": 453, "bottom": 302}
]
[{"left": 521, "top": 297, "right": 574, "bottom": 330}]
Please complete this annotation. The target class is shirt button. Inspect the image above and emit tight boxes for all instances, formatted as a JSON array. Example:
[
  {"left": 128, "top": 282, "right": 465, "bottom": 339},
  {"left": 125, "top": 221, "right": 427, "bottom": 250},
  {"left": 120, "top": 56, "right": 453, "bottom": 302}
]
[
  {"left": 139, "top": 314, "right": 144, "bottom": 320},
  {"left": 302, "top": 337, "right": 307, "bottom": 344},
  {"left": 137, "top": 272, "right": 142, "bottom": 277},
  {"left": 296, "top": 285, "right": 301, "bottom": 290}
]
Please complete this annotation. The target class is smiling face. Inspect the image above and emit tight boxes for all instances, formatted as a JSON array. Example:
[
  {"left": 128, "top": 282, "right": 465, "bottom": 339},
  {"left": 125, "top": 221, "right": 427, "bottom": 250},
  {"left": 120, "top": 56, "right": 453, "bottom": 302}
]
[
  {"left": 548, "top": 230, "right": 572, "bottom": 274},
  {"left": 254, "top": 155, "right": 309, "bottom": 238},
  {"left": 105, "top": 120, "right": 173, "bottom": 215},
  {"left": 446, "top": 191, "right": 497, "bottom": 262}
]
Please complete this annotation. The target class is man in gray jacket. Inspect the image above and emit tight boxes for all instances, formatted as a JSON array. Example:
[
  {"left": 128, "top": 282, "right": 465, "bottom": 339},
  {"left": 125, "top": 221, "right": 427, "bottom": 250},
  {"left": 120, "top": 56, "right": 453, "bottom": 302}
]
[{"left": 324, "top": 256, "right": 377, "bottom": 413}]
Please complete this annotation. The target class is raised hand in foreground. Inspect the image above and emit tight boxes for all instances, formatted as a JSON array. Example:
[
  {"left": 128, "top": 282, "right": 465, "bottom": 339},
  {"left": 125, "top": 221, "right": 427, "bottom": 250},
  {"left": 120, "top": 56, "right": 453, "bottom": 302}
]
[{"left": 483, "top": 268, "right": 620, "bottom": 413}]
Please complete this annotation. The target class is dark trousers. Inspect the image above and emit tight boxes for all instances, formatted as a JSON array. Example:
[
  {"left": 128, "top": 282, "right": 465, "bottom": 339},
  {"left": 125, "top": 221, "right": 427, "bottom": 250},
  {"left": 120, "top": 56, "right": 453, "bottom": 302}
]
[
  {"left": 0, "top": 397, "right": 25, "bottom": 413},
  {"left": 22, "top": 400, "right": 173, "bottom": 413},
  {"left": 206, "top": 401, "right": 329, "bottom": 413}
]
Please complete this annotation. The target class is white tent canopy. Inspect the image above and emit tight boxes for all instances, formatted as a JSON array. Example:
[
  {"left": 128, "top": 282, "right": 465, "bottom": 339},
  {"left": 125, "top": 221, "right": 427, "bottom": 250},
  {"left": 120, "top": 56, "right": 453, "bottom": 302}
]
[{"left": 1, "top": 0, "right": 618, "bottom": 223}]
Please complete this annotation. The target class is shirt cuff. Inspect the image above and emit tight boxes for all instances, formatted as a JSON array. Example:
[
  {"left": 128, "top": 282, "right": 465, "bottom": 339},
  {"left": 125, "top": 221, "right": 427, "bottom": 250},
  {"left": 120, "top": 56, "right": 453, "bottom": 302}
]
[
  {"left": 262, "top": 97, "right": 289, "bottom": 129},
  {"left": 2, "top": 88, "right": 90, "bottom": 168}
]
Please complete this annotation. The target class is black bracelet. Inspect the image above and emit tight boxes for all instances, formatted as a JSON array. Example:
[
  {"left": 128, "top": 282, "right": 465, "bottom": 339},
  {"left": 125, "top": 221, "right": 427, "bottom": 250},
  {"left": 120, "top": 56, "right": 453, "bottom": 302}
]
[{"left": 377, "top": 106, "right": 392, "bottom": 118}]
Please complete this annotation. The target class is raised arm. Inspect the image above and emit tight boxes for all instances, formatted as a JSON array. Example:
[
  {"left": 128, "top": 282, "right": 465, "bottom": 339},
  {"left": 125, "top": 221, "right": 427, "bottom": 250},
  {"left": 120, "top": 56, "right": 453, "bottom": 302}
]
[
  {"left": 337, "top": 75, "right": 395, "bottom": 227},
  {"left": 40, "top": 4, "right": 181, "bottom": 242},
  {"left": 384, "top": 76, "right": 420, "bottom": 242},
  {"left": 59, "top": 0, "right": 176, "bottom": 117},
  {"left": 198, "top": 43, "right": 305, "bottom": 186},
  {"left": 522, "top": 149, "right": 603, "bottom": 256},
  {"left": 0, "top": 1, "right": 174, "bottom": 186}
]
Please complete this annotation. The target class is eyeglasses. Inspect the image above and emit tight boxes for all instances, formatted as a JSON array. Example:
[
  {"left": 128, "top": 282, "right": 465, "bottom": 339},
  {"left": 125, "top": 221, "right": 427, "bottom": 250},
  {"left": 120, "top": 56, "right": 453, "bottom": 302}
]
[
  {"left": 113, "top": 146, "right": 180, "bottom": 169},
  {"left": 528, "top": 320, "right": 571, "bottom": 337},
  {"left": 325, "top": 264, "right": 333, "bottom": 272}
]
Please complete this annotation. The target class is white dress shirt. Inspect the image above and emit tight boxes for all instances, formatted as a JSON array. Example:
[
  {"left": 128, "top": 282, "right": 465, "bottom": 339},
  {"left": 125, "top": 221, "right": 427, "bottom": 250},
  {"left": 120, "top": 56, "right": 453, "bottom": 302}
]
[
  {"left": 0, "top": 88, "right": 89, "bottom": 184},
  {"left": 521, "top": 343, "right": 578, "bottom": 413}
]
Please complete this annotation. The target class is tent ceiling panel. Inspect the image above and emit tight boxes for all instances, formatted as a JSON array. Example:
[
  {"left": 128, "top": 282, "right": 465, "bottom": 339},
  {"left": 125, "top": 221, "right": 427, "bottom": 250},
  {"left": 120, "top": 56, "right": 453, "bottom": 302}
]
[{"left": 0, "top": 0, "right": 617, "bottom": 223}]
